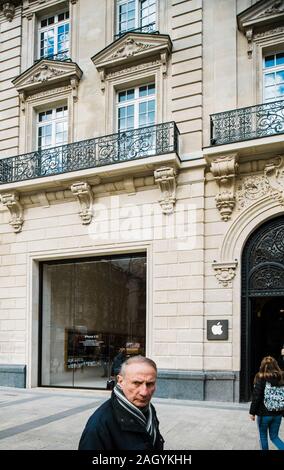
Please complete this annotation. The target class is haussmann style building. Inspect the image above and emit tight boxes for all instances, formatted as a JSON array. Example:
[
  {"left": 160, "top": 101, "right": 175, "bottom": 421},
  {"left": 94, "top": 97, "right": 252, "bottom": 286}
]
[{"left": 0, "top": 0, "right": 284, "bottom": 403}]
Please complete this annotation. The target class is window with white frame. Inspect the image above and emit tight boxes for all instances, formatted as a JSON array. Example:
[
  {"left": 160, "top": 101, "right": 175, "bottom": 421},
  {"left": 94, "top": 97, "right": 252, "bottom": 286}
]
[
  {"left": 37, "top": 106, "right": 68, "bottom": 150},
  {"left": 117, "top": 83, "right": 156, "bottom": 131},
  {"left": 117, "top": 83, "right": 156, "bottom": 158},
  {"left": 116, "top": 0, "right": 156, "bottom": 36},
  {"left": 263, "top": 51, "right": 284, "bottom": 102},
  {"left": 38, "top": 10, "right": 70, "bottom": 60}
]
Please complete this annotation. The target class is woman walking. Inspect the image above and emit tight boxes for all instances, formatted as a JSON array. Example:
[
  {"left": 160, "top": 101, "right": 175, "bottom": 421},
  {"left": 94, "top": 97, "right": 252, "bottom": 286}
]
[{"left": 249, "top": 356, "right": 284, "bottom": 450}]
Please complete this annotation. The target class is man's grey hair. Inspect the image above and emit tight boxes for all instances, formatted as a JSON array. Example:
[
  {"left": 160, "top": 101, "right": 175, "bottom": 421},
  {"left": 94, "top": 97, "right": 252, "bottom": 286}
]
[{"left": 119, "top": 355, "right": 157, "bottom": 377}]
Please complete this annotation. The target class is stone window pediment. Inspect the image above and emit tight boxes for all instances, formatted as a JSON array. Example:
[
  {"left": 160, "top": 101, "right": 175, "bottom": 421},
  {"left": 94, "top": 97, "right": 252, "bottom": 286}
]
[
  {"left": 238, "top": 0, "right": 284, "bottom": 56},
  {"left": 12, "top": 58, "right": 83, "bottom": 98},
  {"left": 238, "top": 0, "right": 284, "bottom": 32},
  {"left": 91, "top": 32, "right": 172, "bottom": 84}
]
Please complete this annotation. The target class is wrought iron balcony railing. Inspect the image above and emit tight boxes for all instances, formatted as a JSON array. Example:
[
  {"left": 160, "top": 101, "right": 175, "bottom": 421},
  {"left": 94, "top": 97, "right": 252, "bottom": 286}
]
[
  {"left": 210, "top": 100, "right": 284, "bottom": 146},
  {"left": 114, "top": 23, "right": 158, "bottom": 39},
  {"left": 34, "top": 50, "right": 71, "bottom": 63},
  {"left": 0, "top": 122, "right": 179, "bottom": 185}
]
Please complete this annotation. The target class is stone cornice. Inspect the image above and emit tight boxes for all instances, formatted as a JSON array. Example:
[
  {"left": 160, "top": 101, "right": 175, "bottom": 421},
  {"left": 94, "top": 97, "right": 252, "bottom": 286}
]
[
  {"left": 12, "top": 59, "right": 83, "bottom": 98},
  {"left": 237, "top": 0, "right": 284, "bottom": 56},
  {"left": 92, "top": 32, "right": 172, "bottom": 87}
]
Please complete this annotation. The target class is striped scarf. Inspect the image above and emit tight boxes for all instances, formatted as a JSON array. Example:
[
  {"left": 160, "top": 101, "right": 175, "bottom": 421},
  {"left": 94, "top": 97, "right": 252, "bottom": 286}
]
[{"left": 113, "top": 384, "right": 157, "bottom": 446}]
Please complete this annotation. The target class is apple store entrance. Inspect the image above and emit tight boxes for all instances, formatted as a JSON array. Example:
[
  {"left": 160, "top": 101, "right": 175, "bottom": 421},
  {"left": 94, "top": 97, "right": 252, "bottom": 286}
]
[{"left": 39, "top": 254, "right": 146, "bottom": 389}]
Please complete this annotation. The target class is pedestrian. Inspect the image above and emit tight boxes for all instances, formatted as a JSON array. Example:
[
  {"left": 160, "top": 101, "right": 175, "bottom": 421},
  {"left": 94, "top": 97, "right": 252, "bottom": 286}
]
[
  {"left": 249, "top": 355, "right": 284, "bottom": 450},
  {"left": 111, "top": 347, "right": 127, "bottom": 377},
  {"left": 78, "top": 355, "right": 164, "bottom": 450}
]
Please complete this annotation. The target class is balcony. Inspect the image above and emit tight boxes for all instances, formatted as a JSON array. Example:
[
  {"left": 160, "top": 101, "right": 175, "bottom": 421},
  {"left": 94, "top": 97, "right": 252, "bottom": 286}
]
[
  {"left": 114, "top": 23, "right": 158, "bottom": 40},
  {"left": 210, "top": 100, "right": 284, "bottom": 146},
  {"left": 0, "top": 122, "right": 180, "bottom": 188},
  {"left": 34, "top": 50, "right": 71, "bottom": 63}
]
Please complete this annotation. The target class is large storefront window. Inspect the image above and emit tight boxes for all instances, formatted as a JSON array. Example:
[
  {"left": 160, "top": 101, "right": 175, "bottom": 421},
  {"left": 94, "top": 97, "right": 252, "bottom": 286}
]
[{"left": 40, "top": 254, "right": 146, "bottom": 389}]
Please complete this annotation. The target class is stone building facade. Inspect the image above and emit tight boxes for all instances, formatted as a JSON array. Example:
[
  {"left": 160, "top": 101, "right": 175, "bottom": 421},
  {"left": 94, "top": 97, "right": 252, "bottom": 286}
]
[{"left": 0, "top": 0, "right": 283, "bottom": 402}]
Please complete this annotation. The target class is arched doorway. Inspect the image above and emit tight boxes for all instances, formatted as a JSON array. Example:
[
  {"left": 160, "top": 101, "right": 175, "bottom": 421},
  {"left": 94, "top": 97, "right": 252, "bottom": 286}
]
[{"left": 240, "top": 216, "right": 284, "bottom": 401}]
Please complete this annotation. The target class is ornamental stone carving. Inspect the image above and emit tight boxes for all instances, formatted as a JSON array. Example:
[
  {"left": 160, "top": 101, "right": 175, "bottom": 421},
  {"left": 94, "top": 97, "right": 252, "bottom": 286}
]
[
  {"left": 237, "top": 0, "right": 284, "bottom": 57},
  {"left": 259, "top": 0, "right": 284, "bottom": 17},
  {"left": 26, "top": 64, "right": 63, "bottom": 83},
  {"left": 111, "top": 38, "right": 151, "bottom": 59},
  {"left": 0, "top": 192, "right": 24, "bottom": 233},
  {"left": 264, "top": 156, "right": 284, "bottom": 204},
  {"left": 12, "top": 61, "right": 83, "bottom": 100},
  {"left": 236, "top": 175, "right": 270, "bottom": 209},
  {"left": 212, "top": 260, "right": 238, "bottom": 287},
  {"left": 71, "top": 182, "right": 94, "bottom": 225},
  {"left": 154, "top": 167, "right": 177, "bottom": 214},
  {"left": 2, "top": 2, "right": 15, "bottom": 21},
  {"left": 210, "top": 153, "right": 238, "bottom": 221}
]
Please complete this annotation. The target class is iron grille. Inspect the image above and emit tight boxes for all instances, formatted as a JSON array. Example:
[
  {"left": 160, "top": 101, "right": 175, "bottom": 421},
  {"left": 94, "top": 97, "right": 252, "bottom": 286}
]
[
  {"left": 0, "top": 122, "right": 179, "bottom": 184},
  {"left": 210, "top": 100, "right": 284, "bottom": 145}
]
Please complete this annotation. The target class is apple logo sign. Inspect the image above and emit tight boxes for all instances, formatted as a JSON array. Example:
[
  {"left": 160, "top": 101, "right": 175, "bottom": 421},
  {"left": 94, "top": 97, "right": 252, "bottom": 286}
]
[
  {"left": 211, "top": 322, "right": 223, "bottom": 335},
  {"left": 207, "top": 320, "right": 228, "bottom": 340}
]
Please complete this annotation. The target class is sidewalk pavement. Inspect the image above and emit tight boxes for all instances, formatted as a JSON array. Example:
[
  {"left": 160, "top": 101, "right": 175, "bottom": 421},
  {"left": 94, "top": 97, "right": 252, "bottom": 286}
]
[{"left": 0, "top": 386, "right": 283, "bottom": 450}]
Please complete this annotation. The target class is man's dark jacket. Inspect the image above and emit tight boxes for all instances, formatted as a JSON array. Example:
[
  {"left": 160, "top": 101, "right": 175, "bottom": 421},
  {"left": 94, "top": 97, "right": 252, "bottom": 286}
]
[{"left": 78, "top": 393, "right": 164, "bottom": 450}]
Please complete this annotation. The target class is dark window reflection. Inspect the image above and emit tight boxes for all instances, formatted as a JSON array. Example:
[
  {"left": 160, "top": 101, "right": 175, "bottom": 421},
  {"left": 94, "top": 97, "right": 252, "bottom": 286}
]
[{"left": 41, "top": 255, "right": 146, "bottom": 388}]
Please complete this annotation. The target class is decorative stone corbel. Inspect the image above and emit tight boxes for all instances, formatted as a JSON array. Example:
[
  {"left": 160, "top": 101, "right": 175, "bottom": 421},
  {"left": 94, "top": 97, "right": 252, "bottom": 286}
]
[
  {"left": 160, "top": 52, "right": 168, "bottom": 76},
  {"left": 25, "top": 11, "right": 34, "bottom": 21},
  {"left": 245, "top": 28, "right": 253, "bottom": 58},
  {"left": 154, "top": 167, "right": 177, "bottom": 214},
  {"left": 123, "top": 177, "right": 136, "bottom": 194},
  {"left": 70, "top": 77, "right": 79, "bottom": 102},
  {"left": 19, "top": 92, "right": 26, "bottom": 112},
  {"left": 0, "top": 192, "right": 24, "bottom": 233},
  {"left": 212, "top": 260, "right": 238, "bottom": 287},
  {"left": 264, "top": 156, "right": 284, "bottom": 204},
  {"left": 2, "top": 2, "right": 15, "bottom": 22},
  {"left": 71, "top": 181, "right": 94, "bottom": 225},
  {"left": 210, "top": 153, "right": 238, "bottom": 221},
  {"left": 99, "top": 70, "right": 105, "bottom": 92}
]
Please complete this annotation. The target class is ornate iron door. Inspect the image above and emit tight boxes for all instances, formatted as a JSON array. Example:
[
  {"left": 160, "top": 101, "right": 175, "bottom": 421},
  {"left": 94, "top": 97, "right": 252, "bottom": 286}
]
[{"left": 241, "top": 216, "right": 284, "bottom": 401}]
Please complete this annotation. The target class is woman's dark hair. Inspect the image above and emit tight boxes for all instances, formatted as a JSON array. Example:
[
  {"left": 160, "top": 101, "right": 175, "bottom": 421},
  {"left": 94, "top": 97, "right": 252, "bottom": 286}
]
[{"left": 254, "top": 356, "right": 283, "bottom": 384}]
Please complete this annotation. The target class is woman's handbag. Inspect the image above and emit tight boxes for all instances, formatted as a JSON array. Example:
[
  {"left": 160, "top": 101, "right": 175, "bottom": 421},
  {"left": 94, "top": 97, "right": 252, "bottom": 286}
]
[{"left": 264, "top": 382, "right": 284, "bottom": 411}]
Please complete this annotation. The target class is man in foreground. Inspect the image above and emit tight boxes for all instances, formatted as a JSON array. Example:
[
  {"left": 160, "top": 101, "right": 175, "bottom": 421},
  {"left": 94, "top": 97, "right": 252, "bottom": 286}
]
[{"left": 78, "top": 355, "right": 164, "bottom": 450}]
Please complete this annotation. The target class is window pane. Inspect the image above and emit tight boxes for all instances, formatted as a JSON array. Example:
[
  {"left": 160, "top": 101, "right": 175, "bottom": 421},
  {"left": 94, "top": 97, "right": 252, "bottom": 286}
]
[
  {"left": 139, "top": 86, "right": 147, "bottom": 97},
  {"left": 276, "top": 52, "right": 284, "bottom": 65},
  {"left": 127, "top": 116, "right": 134, "bottom": 129},
  {"left": 139, "top": 113, "right": 147, "bottom": 126},
  {"left": 148, "top": 99, "right": 155, "bottom": 111},
  {"left": 276, "top": 84, "right": 284, "bottom": 97},
  {"left": 39, "top": 110, "right": 52, "bottom": 122},
  {"left": 148, "top": 111, "right": 155, "bottom": 123},
  {"left": 265, "top": 55, "right": 275, "bottom": 68},
  {"left": 127, "top": 89, "right": 135, "bottom": 100},
  {"left": 265, "top": 87, "right": 275, "bottom": 99},
  {"left": 264, "top": 73, "right": 275, "bottom": 86},
  {"left": 119, "top": 107, "right": 126, "bottom": 118},
  {"left": 118, "top": 0, "right": 136, "bottom": 33},
  {"left": 118, "top": 91, "right": 126, "bottom": 102},
  {"left": 139, "top": 101, "right": 147, "bottom": 113},
  {"left": 276, "top": 70, "right": 284, "bottom": 84}
]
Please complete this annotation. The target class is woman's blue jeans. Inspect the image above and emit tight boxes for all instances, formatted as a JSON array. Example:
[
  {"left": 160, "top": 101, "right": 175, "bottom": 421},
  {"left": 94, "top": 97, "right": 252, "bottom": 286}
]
[{"left": 257, "top": 415, "right": 284, "bottom": 450}]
